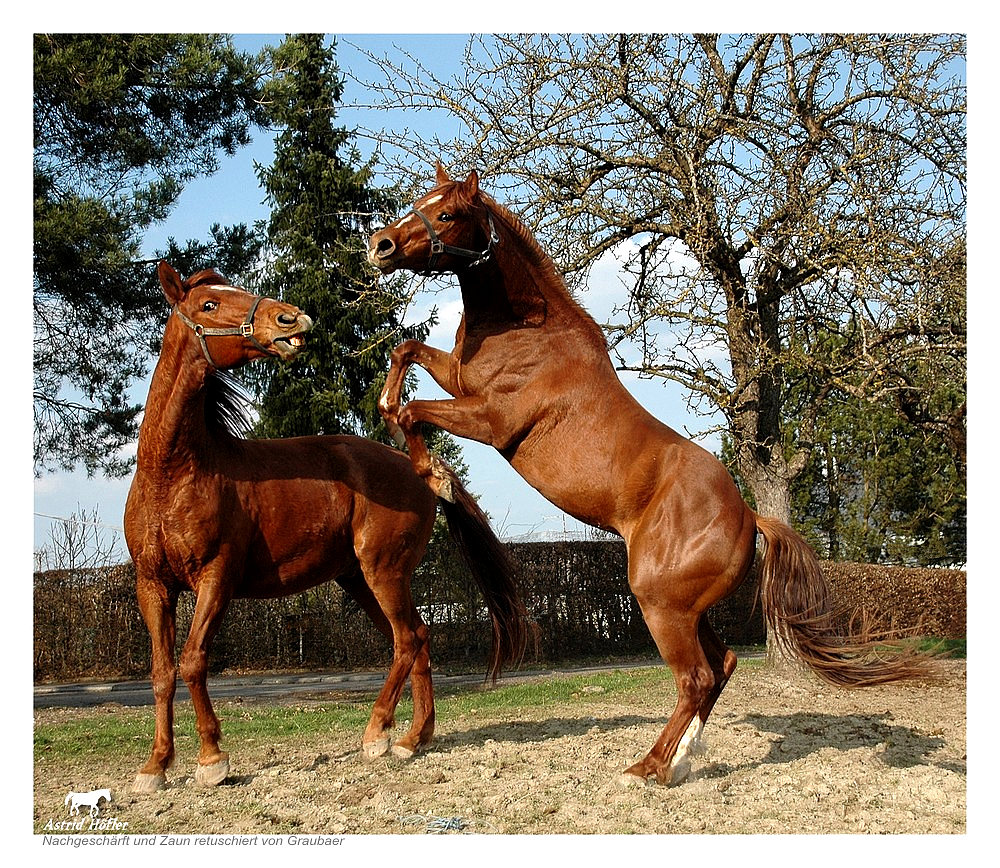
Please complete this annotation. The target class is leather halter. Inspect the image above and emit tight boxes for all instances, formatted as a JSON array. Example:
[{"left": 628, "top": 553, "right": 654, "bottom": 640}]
[
  {"left": 173, "top": 291, "right": 268, "bottom": 368},
  {"left": 410, "top": 208, "right": 499, "bottom": 276}
]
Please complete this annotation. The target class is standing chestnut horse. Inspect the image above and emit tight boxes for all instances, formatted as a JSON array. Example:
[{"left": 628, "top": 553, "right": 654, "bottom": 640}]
[
  {"left": 369, "top": 166, "right": 933, "bottom": 786},
  {"left": 125, "top": 261, "right": 528, "bottom": 793}
]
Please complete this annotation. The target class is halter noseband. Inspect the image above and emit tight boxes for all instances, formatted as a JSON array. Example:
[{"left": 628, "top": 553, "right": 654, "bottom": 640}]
[
  {"left": 410, "top": 208, "right": 499, "bottom": 276},
  {"left": 173, "top": 292, "right": 269, "bottom": 368}
]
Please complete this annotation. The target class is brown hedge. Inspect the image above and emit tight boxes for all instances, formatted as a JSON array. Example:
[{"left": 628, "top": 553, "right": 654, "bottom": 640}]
[{"left": 32, "top": 542, "right": 966, "bottom": 683}]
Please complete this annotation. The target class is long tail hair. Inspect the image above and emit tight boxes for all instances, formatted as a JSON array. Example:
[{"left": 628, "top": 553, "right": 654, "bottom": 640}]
[
  {"left": 437, "top": 467, "right": 535, "bottom": 681},
  {"left": 754, "top": 514, "right": 937, "bottom": 686}
]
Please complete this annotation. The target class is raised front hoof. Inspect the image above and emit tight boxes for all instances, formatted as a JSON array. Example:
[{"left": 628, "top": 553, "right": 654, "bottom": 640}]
[
  {"left": 362, "top": 737, "right": 390, "bottom": 761},
  {"left": 388, "top": 422, "right": 406, "bottom": 450},
  {"left": 132, "top": 772, "right": 167, "bottom": 794},
  {"left": 195, "top": 755, "right": 230, "bottom": 787}
]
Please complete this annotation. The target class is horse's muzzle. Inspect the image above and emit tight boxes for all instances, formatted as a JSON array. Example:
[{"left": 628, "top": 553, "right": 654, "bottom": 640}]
[
  {"left": 271, "top": 313, "right": 313, "bottom": 360},
  {"left": 367, "top": 233, "right": 399, "bottom": 273}
]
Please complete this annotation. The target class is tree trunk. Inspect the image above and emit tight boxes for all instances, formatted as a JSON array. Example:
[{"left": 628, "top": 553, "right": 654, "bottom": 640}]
[{"left": 738, "top": 458, "right": 793, "bottom": 526}]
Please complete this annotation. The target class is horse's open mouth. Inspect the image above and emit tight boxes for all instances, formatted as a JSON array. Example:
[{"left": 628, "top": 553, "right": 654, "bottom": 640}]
[{"left": 272, "top": 333, "right": 308, "bottom": 359}]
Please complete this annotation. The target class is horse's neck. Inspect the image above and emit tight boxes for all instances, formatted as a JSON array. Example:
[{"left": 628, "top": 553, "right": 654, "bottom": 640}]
[
  {"left": 461, "top": 213, "right": 606, "bottom": 346},
  {"left": 136, "top": 329, "right": 214, "bottom": 470}
]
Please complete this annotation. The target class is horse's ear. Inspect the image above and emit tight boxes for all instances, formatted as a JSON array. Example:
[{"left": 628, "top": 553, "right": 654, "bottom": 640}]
[
  {"left": 158, "top": 261, "right": 187, "bottom": 306},
  {"left": 463, "top": 170, "right": 480, "bottom": 199},
  {"left": 435, "top": 161, "right": 451, "bottom": 185}
]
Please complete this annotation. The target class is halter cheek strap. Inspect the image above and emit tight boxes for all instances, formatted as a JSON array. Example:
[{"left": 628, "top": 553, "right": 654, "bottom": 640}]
[
  {"left": 173, "top": 294, "right": 268, "bottom": 368},
  {"left": 411, "top": 209, "right": 499, "bottom": 276}
]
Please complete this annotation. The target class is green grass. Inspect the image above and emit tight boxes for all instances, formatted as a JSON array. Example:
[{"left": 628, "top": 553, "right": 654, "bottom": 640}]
[
  {"left": 925, "top": 638, "right": 966, "bottom": 658},
  {"left": 35, "top": 662, "right": 777, "bottom": 767},
  {"left": 37, "top": 640, "right": 964, "bottom": 768}
]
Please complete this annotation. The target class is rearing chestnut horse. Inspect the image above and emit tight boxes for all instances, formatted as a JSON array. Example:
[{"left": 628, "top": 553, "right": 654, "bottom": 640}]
[
  {"left": 125, "top": 261, "right": 528, "bottom": 793},
  {"left": 369, "top": 165, "right": 933, "bottom": 786}
]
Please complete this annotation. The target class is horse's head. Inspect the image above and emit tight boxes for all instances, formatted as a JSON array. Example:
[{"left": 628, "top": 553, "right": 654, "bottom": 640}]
[
  {"left": 368, "top": 164, "right": 498, "bottom": 276},
  {"left": 158, "top": 261, "right": 313, "bottom": 369}
]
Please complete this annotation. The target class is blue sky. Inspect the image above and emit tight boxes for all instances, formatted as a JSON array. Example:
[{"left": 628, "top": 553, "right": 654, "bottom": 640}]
[
  {"left": 30, "top": 27, "right": 979, "bottom": 564},
  {"left": 32, "top": 33, "right": 720, "bottom": 561}
]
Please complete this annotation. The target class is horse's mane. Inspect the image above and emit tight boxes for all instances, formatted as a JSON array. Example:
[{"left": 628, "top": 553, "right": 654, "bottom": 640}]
[
  {"left": 478, "top": 192, "right": 608, "bottom": 349},
  {"left": 205, "top": 370, "right": 256, "bottom": 439},
  {"left": 186, "top": 268, "right": 230, "bottom": 289}
]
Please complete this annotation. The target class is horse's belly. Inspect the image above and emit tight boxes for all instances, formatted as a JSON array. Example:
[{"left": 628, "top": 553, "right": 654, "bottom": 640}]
[
  {"left": 237, "top": 511, "right": 356, "bottom": 598},
  {"left": 508, "top": 443, "right": 621, "bottom": 532}
]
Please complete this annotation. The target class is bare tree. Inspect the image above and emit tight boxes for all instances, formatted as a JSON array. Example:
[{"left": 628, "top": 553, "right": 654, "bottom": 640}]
[
  {"left": 355, "top": 33, "right": 966, "bottom": 522},
  {"left": 34, "top": 507, "right": 124, "bottom": 572}
]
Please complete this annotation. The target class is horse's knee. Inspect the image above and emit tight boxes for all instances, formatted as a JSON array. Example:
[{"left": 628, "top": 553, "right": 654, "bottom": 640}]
[
  {"left": 152, "top": 665, "right": 177, "bottom": 699},
  {"left": 415, "top": 621, "right": 430, "bottom": 648},
  {"left": 178, "top": 649, "right": 207, "bottom": 685},
  {"left": 676, "top": 665, "right": 716, "bottom": 709},
  {"left": 390, "top": 340, "right": 420, "bottom": 367},
  {"left": 394, "top": 629, "right": 420, "bottom": 660},
  {"left": 397, "top": 403, "right": 419, "bottom": 434}
]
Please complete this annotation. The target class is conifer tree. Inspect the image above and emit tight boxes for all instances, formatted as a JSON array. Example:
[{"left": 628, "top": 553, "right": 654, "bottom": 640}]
[
  {"left": 33, "top": 33, "right": 267, "bottom": 475},
  {"left": 253, "top": 34, "right": 428, "bottom": 441}
]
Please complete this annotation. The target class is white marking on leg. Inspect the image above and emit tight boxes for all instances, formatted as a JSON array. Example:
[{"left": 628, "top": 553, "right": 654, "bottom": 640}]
[{"left": 667, "top": 716, "right": 705, "bottom": 785}]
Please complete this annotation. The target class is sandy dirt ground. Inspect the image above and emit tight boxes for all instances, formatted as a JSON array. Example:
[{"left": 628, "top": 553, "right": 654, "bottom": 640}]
[{"left": 34, "top": 660, "right": 965, "bottom": 836}]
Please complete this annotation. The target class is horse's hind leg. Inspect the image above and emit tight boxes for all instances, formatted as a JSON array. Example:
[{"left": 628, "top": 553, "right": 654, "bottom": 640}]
[
  {"left": 179, "top": 577, "right": 233, "bottom": 787},
  {"left": 339, "top": 572, "right": 434, "bottom": 760},
  {"left": 698, "top": 615, "right": 738, "bottom": 724},
  {"left": 133, "top": 578, "right": 178, "bottom": 793},
  {"left": 621, "top": 600, "right": 715, "bottom": 787}
]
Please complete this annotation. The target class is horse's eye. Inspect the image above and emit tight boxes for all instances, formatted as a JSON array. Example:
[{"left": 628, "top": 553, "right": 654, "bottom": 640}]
[
  {"left": 203, "top": 300, "right": 218, "bottom": 312},
  {"left": 438, "top": 212, "right": 453, "bottom": 222}
]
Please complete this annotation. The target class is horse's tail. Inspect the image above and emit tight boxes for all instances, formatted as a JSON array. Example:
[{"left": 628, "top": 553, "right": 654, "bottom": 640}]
[
  {"left": 437, "top": 466, "right": 536, "bottom": 681},
  {"left": 754, "top": 513, "right": 938, "bottom": 686},
  {"left": 64, "top": 794, "right": 71, "bottom": 805}
]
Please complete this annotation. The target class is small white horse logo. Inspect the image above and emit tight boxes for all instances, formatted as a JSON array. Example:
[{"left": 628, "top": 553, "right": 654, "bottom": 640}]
[{"left": 65, "top": 789, "right": 112, "bottom": 817}]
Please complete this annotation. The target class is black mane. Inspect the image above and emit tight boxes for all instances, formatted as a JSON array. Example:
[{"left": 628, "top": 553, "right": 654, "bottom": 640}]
[{"left": 205, "top": 370, "right": 256, "bottom": 439}]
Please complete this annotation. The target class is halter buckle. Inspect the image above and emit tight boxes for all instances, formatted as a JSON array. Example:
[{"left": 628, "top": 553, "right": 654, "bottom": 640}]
[{"left": 240, "top": 322, "right": 254, "bottom": 338}]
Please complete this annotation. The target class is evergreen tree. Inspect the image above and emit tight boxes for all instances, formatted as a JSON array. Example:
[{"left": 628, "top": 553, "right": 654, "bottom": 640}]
[
  {"left": 33, "top": 34, "right": 268, "bottom": 476},
  {"left": 252, "top": 34, "right": 429, "bottom": 441},
  {"left": 788, "top": 395, "right": 966, "bottom": 567}
]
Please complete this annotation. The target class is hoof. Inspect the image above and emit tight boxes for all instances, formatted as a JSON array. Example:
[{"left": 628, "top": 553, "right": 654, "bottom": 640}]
[
  {"left": 661, "top": 717, "right": 704, "bottom": 786},
  {"left": 430, "top": 478, "right": 454, "bottom": 503},
  {"left": 363, "top": 738, "right": 390, "bottom": 760},
  {"left": 195, "top": 755, "right": 230, "bottom": 787},
  {"left": 391, "top": 744, "right": 417, "bottom": 760},
  {"left": 388, "top": 421, "right": 406, "bottom": 450},
  {"left": 428, "top": 456, "right": 455, "bottom": 503},
  {"left": 665, "top": 757, "right": 692, "bottom": 786},
  {"left": 617, "top": 771, "right": 651, "bottom": 789},
  {"left": 132, "top": 772, "right": 167, "bottom": 794}
]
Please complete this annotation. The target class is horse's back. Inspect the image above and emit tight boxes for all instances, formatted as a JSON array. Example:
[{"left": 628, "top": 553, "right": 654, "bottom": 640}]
[
  {"left": 222, "top": 434, "right": 436, "bottom": 596},
  {"left": 126, "top": 433, "right": 437, "bottom": 598}
]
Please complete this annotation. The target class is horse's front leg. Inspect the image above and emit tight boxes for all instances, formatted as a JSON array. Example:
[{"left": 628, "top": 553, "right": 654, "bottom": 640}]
[
  {"left": 379, "top": 340, "right": 457, "bottom": 448},
  {"left": 132, "top": 578, "right": 179, "bottom": 793},
  {"left": 396, "top": 396, "right": 499, "bottom": 500},
  {"left": 179, "top": 574, "right": 234, "bottom": 787}
]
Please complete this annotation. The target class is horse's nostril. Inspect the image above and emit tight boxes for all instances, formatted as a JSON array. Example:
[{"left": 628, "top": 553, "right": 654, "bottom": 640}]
[
  {"left": 277, "top": 312, "right": 298, "bottom": 326},
  {"left": 376, "top": 237, "right": 396, "bottom": 257}
]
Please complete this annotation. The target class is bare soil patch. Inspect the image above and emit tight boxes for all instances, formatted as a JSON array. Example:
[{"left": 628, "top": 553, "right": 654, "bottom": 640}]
[{"left": 34, "top": 660, "right": 965, "bottom": 835}]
